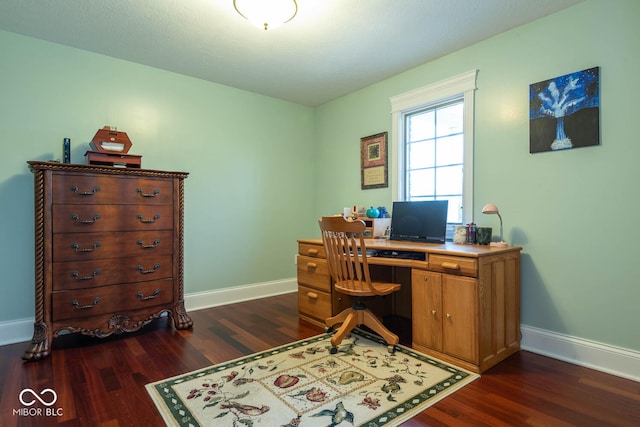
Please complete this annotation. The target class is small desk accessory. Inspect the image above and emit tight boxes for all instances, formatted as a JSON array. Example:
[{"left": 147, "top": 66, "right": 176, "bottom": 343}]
[{"left": 482, "top": 203, "right": 508, "bottom": 247}]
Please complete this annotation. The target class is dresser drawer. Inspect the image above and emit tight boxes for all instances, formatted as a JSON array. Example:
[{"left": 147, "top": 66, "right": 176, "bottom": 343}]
[
  {"left": 53, "top": 205, "right": 174, "bottom": 233},
  {"left": 53, "top": 230, "right": 173, "bottom": 262},
  {"left": 53, "top": 255, "right": 173, "bottom": 290},
  {"left": 298, "top": 243, "right": 325, "bottom": 258},
  {"left": 297, "top": 255, "right": 331, "bottom": 291},
  {"left": 429, "top": 254, "right": 478, "bottom": 277},
  {"left": 52, "top": 174, "right": 174, "bottom": 205},
  {"left": 298, "top": 285, "right": 332, "bottom": 321},
  {"left": 52, "top": 279, "right": 174, "bottom": 321}
]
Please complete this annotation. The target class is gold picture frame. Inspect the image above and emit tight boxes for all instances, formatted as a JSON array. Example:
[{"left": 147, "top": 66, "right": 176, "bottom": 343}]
[{"left": 360, "top": 131, "right": 388, "bottom": 189}]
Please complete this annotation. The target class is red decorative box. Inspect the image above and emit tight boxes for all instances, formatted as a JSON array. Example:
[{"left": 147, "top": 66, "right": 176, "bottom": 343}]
[{"left": 86, "top": 126, "right": 141, "bottom": 168}]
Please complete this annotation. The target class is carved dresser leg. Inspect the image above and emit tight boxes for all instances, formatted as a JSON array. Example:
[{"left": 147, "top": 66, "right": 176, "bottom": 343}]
[
  {"left": 22, "top": 321, "right": 50, "bottom": 362},
  {"left": 173, "top": 301, "right": 193, "bottom": 329}
]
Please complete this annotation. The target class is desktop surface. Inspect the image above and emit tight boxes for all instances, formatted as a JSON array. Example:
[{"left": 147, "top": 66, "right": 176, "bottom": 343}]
[{"left": 300, "top": 237, "right": 520, "bottom": 258}]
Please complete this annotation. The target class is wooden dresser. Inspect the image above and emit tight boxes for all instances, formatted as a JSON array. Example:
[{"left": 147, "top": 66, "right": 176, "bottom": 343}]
[
  {"left": 297, "top": 237, "right": 521, "bottom": 373},
  {"left": 23, "top": 161, "right": 192, "bottom": 361}
]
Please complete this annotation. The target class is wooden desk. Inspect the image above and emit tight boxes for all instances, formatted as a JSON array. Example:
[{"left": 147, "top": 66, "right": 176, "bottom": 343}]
[{"left": 297, "top": 238, "right": 522, "bottom": 373}]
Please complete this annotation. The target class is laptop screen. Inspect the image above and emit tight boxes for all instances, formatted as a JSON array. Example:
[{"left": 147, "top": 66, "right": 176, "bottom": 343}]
[{"left": 390, "top": 200, "right": 449, "bottom": 244}]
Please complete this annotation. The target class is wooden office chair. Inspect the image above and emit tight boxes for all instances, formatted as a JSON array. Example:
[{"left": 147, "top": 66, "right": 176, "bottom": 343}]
[{"left": 319, "top": 216, "right": 401, "bottom": 354}]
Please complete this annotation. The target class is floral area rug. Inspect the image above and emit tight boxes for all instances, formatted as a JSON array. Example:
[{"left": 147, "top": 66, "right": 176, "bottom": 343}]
[{"left": 146, "top": 329, "right": 478, "bottom": 427}]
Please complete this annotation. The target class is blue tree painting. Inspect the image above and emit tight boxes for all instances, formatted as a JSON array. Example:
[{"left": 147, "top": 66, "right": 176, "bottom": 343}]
[{"left": 529, "top": 67, "right": 600, "bottom": 153}]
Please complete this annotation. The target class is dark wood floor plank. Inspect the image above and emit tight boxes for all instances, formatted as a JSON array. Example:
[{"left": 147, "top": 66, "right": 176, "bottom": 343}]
[{"left": 1, "top": 293, "right": 638, "bottom": 426}]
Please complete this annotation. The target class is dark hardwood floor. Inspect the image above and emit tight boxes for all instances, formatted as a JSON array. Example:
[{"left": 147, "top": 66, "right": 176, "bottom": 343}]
[{"left": 1, "top": 292, "right": 638, "bottom": 426}]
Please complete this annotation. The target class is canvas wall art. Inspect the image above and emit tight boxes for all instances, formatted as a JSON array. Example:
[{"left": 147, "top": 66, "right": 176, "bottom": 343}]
[{"left": 529, "top": 67, "right": 600, "bottom": 153}]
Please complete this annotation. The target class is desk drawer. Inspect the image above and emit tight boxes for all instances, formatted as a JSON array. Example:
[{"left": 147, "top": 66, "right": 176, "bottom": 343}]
[
  {"left": 429, "top": 254, "right": 478, "bottom": 277},
  {"left": 297, "top": 255, "right": 331, "bottom": 291},
  {"left": 298, "top": 285, "right": 332, "bottom": 321},
  {"left": 298, "top": 243, "right": 325, "bottom": 258}
]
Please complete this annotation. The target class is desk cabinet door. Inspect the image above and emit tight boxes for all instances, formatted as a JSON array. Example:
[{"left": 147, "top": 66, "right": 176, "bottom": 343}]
[
  {"left": 412, "top": 270, "right": 442, "bottom": 352},
  {"left": 442, "top": 274, "right": 478, "bottom": 363}
]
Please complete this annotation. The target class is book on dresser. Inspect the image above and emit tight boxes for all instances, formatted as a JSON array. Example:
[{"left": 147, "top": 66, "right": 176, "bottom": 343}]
[{"left": 23, "top": 161, "right": 193, "bottom": 361}]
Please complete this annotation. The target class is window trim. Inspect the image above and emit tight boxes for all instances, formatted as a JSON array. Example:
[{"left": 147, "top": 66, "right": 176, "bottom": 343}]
[{"left": 390, "top": 69, "right": 478, "bottom": 225}]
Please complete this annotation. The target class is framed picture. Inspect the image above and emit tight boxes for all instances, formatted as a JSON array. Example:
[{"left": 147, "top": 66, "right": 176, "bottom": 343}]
[
  {"left": 529, "top": 67, "right": 600, "bottom": 153},
  {"left": 360, "top": 132, "right": 388, "bottom": 189}
]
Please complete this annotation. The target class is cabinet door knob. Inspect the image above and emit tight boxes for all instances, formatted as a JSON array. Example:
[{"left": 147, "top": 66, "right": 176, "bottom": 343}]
[
  {"left": 431, "top": 310, "right": 437, "bottom": 315},
  {"left": 423, "top": 276, "right": 428, "bottom": 281},
  {"left": 446, "top": 313, "right": 451, "bottom": 319}
]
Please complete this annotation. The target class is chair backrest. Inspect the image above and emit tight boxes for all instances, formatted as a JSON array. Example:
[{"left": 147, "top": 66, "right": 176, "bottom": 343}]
[{"left": 318, "top": 216, "right": 382, "bottom": 295}]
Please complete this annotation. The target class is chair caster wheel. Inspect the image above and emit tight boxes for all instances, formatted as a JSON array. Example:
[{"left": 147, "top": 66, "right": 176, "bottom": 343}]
[
  {"left": 330, "top": 346, "right": 338, "bottom": 354},
  {"left": 387, "top": 345, "right": 396, "bottom": 354}
]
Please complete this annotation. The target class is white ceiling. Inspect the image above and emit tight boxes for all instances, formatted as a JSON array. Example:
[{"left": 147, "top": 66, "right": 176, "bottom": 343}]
[{"left": 0, "top": 0, "right": 584, "bottom": 106}]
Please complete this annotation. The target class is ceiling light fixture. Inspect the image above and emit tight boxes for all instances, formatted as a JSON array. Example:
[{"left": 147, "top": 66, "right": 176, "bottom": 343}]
[{"left": 233, "top": 0, "right": 298, "bottom": 31}]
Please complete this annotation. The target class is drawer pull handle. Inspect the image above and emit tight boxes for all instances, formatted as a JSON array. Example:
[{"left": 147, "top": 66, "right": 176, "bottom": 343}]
[
  {"left": 441, "top": 262, "right": 460, "bottom": 270},
  {"left": 71, "top": 214, "right": 101, "bottom": 224},
  {"left": 137, "top": 288, "right": 161, "bottom": 300},
  {"left": 307, "top": 292, "right": 318, "bottom": 299},
  {"left": 71, "top": 297, "right": 101, "bottom": 310},
  {"left": 137, "top": 239, "right": 160, "bottom": 249},
  {"left": 136, "top": 188, "right": 160, "bottom": 198},
  {"left": 137, "top": 214, "right": 160, "bottom": 223},
  {"left": 307, "top": 249, "right": 318, "bottom": 255},
  {"left": 306, "top": 262, "right": 317, "bottom": 269},
  {"left": 71, "top": 242, "right": 101, "bottom": 253},
  {"left": 71, "top": 269, "right": 101, "bottom": 280},
  {"left": 137, "top": 264, "right": 160, "bottom": 274},
  {"left": 70, "top": 185, "right": 100, "bottom": 196}
]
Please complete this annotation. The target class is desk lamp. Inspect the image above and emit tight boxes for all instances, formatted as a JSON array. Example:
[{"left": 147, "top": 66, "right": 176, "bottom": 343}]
[{"left": 482, "top": 203, "right": 508, "bottom": 247}]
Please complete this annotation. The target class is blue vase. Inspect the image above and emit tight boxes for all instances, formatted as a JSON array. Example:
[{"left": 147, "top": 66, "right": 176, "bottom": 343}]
[{"left": 366, "top": 206, "right": 379, "bottom": 218}]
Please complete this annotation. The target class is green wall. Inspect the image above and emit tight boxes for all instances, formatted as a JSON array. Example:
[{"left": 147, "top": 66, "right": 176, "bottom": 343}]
[
  {"left": 314, "top": 0, "right": 640, "bottom": 351},
  {"left": 0, "top": 29, "right": 316, "bottom": 322},
  {"left": 1, "top": 0, "right": 638, "bottom": 354}
]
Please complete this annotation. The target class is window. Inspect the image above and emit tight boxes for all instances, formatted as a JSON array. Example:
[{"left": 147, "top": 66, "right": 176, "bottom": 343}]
[{"left": 390, "top": 70, "right": 478, "bottom": 238}]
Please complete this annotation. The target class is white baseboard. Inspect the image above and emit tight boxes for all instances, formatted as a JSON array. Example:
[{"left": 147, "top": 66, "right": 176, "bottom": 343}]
[
  {"left": 0, "top": 317, "right": 36, "bottom": 347},
  {"left": 184, "top": 278, "right": 298, "bottom": 312},
  {"left": 521, "top": 324, "right": 640, "bottom": 382}
]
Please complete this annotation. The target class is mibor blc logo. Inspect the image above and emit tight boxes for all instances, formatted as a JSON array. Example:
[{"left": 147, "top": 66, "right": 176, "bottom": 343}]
[{"left": 14, "top": 388, "right": 63, "bottom": 417}]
